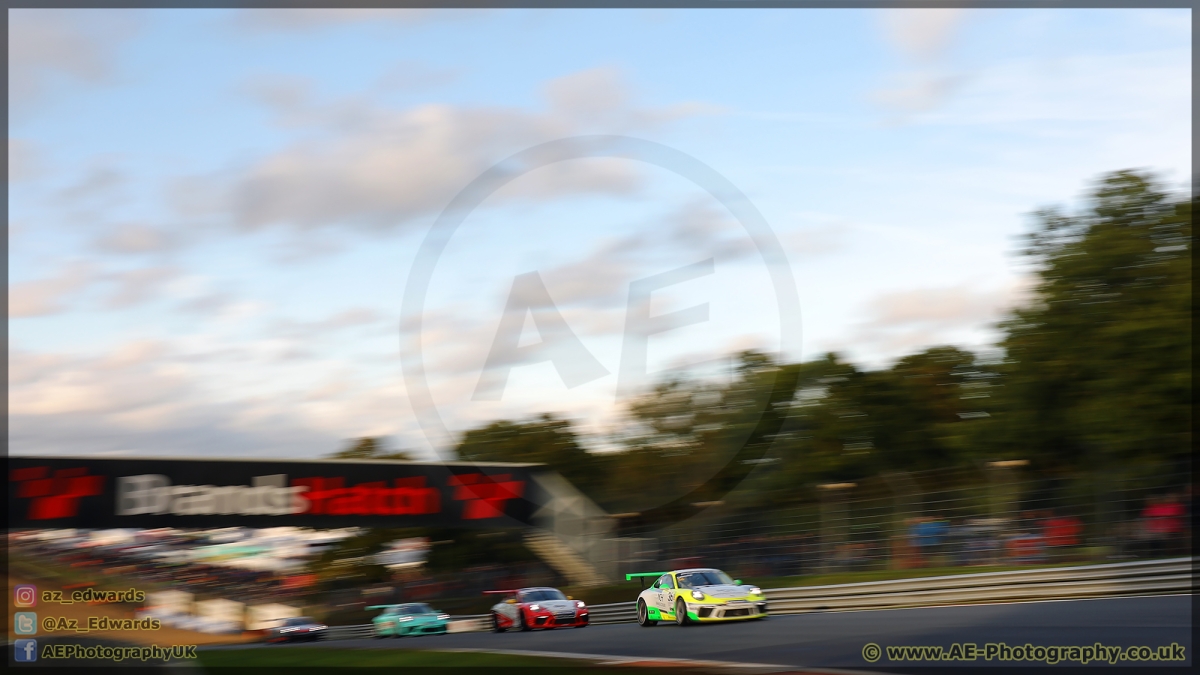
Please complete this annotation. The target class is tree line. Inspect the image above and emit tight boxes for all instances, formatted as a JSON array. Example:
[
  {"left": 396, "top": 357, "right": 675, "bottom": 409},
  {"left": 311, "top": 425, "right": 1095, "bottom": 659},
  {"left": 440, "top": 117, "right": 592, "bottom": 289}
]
[{"left": 339, "top": 170, "right": 1192, "bottom": 523}]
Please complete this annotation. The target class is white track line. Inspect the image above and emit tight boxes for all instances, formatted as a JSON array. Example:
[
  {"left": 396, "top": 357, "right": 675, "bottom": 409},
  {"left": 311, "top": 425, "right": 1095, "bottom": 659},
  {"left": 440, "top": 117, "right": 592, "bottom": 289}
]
[{"left": 439, "top": 648, "right": 888, "bottom": 674}]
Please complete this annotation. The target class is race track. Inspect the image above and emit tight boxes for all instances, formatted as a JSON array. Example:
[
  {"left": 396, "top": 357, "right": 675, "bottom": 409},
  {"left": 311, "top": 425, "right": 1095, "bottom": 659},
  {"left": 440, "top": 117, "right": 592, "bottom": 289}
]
[{"left": 206, "top": 595, "right": 1192, "bottom": 672}]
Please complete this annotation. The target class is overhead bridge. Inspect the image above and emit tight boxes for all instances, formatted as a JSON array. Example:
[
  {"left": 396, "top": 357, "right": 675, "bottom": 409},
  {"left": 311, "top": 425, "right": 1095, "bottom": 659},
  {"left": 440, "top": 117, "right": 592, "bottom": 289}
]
[{"left": 7, "top": 455, "right": 617, "bottom": 585}]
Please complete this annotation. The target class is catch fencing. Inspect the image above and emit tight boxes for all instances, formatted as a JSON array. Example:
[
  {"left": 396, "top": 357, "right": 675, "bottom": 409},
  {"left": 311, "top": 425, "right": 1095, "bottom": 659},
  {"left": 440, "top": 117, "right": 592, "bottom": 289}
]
[
  {"left": 327, "top": 557, "right": 1193, "bottom": 633},
  {"left": 619, "top": 466, "right": 1192, "bottom": 580}
]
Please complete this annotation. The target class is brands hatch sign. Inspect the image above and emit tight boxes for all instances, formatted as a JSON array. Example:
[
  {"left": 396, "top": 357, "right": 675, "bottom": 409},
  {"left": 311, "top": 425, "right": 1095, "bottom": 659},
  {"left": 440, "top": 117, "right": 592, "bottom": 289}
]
[{"left": 7, "top": 457, "right": 546, "bottom": 529}]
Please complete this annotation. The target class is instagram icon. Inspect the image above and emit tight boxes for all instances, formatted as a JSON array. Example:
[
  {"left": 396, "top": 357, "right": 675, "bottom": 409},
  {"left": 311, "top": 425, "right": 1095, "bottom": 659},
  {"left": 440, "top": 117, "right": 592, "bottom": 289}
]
[{"left": 14, "top": 584, "right": 37, "bottom": 607}]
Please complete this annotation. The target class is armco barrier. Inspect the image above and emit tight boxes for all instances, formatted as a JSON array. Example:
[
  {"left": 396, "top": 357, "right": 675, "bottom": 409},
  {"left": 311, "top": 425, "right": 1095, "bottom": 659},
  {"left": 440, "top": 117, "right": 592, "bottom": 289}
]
[
  {"left": 588, "top": 557, "right": 1193, "bottom": 624},
  {"left": 449, "top": 616, "right": 491, "bottom": 633},
  {"left": 324, "top": 624, "right": 375, "bottom": 640},
  {"left": 323, "top": 616, "right": 490, "bottom": 640},
  {"left": 587, "top": 602, "right": 636, "bottom": 625},
  {"left": 764, "top": 556, "right": 1193, "bottom": 613},
  {"left": 323, "top": 558, "right": 1193, "bottom": 634}
]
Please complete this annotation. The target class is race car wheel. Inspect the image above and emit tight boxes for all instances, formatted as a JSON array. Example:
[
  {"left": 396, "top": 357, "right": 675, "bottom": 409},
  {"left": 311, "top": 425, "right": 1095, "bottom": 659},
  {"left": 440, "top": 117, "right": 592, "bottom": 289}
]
[
  {"left": 637, "top": 600, "right": 656, "bottom": 627},
  {"left": 492, "top": 613, "right": 506, "bottom": 633},
  {"left": 675, "top": 598, "right": 690, "bottom": 626},
  {"left": 518, "top": 611, "right": 531, "bottom": 632}
]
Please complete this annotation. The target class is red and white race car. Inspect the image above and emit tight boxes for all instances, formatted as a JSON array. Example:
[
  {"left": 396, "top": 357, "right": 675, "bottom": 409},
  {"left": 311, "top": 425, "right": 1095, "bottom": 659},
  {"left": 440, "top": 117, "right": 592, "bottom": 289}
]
[{"left": 485, "top": 587, "right": 588, "bottom": 632}]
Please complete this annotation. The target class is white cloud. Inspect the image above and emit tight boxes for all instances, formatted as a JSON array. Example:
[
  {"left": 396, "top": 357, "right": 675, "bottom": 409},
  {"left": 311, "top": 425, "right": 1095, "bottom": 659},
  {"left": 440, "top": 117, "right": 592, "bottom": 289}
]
[
  {"left": 9, "top": 263, "right": 189, "bottom": 318},
  {"left": 10, "top": 340, "right": 185, "bottom": 418},
  {"left": 879, "top": 8, "right": 968, "bottom": 62},
  {"left": 667, "top": 199, "right": 757, "bottom": 262},
  {"left": 269, "top": 308, "right": 387, "bottom": 340},
  {"left": 544, "top": 67, "right": 630, "bottom": 124},
  {"left": 104, "top": 267, "right": 180, "bottom": 309},
  {"left": 783, "top": 220, "right": 847, "bottom": 260},
  {"left": 93, "top": 223, "right": 182, "bottom": 255},
  {"left": 175, "top": 67, "right": 708, "bottom": 236},
  {"left": 8, "top": 139, "right": 41, "bottom": 181},
  {"left": 7, "top": 334, "right": 426, "bottom": 459},
  {"left": 375, "top": 61, "right": 460, "bottom": 92},
  {"left": 873, "top": 9, "right": 970, "bottom": 120},
  {"left": 532, "top": 236, "right": 645, "bottom": 309},
  {"left": 59, "top": 165, "right": 124, "bottom": 203},
  {"left": 831, "top": 277, "right": 1035, "bottom": 365},
  {"left": 872, "top": 71, "right": 967, "bottom": 115},
  {"left": 9, "top": 262, "right": 96, "bottom": 318},
  {"left": 8, "top": 9, "right": 140, "bottom": 114},
  {"left": 237, "top": 74, "right": 313, "bottom": 122}
]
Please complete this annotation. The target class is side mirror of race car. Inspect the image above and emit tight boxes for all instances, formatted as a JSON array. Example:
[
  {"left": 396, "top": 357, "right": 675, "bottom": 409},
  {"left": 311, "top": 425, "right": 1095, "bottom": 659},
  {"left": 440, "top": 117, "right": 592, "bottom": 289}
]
[
  {"left": 506, "top": 598, "right": 517, "bottom": 604},
  {"left": 567, "top": 596, "right": 573, "bottom": 600},
  {"left": 734, "top": 580, "right": 741, "bottom": 585}
]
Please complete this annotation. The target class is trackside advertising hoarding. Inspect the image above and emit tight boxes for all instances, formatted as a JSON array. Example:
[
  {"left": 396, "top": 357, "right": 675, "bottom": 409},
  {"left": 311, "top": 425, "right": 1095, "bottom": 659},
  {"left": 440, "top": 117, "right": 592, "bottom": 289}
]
[{"left": 7, "top": 457, "right": 547, "bottom": 529}]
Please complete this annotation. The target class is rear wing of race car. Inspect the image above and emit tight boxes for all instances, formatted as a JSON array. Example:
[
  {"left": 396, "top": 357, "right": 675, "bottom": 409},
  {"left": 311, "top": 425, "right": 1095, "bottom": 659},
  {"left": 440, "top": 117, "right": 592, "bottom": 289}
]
[
  {"left": 365, "top": 605, "right": 403, "bottom": 610},
  {"left": 482, "top": 589, "right": 518, "bottom": 596},
  {"left": 625, "top": 572, "right": 668, "bottom": 591}
]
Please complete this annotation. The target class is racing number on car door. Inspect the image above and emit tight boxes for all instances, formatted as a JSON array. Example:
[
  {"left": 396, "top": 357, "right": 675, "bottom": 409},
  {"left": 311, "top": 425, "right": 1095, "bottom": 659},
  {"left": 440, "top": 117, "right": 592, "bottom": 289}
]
[
  {"left": 499, "top": 598, "right": 519, "bottom": 623},
  {"left": 657, "top": 575, "right": 675, "bottom": 614}
]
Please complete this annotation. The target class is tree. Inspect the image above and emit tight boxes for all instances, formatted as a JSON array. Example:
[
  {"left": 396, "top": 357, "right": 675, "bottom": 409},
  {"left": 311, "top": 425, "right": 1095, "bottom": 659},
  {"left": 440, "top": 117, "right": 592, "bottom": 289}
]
[
  {"left": 758, "top": 347, "right": 991, "bottom": 497},
  {"left": 453, "top": 414, "right": 609, "bottom": 500},
  {"left": 992, "top": 171, "right": 1191, "bottom": 476},
  {"left": 329, "top": 437, "right": 414, "bottom": 461}
]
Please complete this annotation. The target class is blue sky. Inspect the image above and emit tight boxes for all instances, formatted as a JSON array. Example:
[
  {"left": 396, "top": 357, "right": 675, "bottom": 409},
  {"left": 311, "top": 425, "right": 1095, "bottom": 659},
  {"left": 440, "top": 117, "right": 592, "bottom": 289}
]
[{"left": 8, "top": 8, "right": 1191, "bottom": 460}]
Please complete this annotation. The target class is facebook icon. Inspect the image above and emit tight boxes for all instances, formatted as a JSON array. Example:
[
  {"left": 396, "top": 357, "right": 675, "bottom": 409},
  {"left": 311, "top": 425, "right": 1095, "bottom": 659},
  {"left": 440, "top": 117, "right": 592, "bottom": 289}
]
[{"left": 14, "top": 639, "right": 38, "bottom": 662}]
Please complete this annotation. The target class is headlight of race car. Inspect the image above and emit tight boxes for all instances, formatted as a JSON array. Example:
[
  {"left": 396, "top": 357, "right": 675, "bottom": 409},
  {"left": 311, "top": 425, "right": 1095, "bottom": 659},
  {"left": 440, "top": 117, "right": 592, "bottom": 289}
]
[
  {"left": 398, "top": 617, "right": 413, "bottom": 622},
  {"left": 749, "top": 587, "right": 762, "bottom": 596},
  {"left": 576, "top": 601, "right": 585, "bottom": 608},
  {"left": 529, "top": 604, "right": 540, "bottom": 611},
  {"left": 437, "top": 614, "right": 450, "bottom": 620},
  {"left": 690, "top": 590, "right": 704, "bottom": 600}
]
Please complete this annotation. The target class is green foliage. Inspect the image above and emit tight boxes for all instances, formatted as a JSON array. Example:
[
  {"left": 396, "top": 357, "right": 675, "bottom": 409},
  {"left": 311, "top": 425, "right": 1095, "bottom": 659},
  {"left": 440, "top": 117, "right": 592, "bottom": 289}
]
[
  {"left": 329, "top": 437, "right": 414, "bottom": 461},
  {"left": 384, "top": 169, "right": 1192, "bottom": 517},
  {"left": 454, "top": 414, "right": 608, "bottom": 500},
  {"left": 756, "top": 347, "right": 995, "bottom": 496},
  {"left": 992, "top": 171, "right": 1191, "bottom": 475}
]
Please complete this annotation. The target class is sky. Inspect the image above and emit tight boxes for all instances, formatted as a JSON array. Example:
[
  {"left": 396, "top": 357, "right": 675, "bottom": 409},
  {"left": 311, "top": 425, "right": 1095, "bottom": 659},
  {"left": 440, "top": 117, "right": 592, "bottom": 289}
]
[{"left": 7, "top": 8, "right": 1191, "bottom": 461}]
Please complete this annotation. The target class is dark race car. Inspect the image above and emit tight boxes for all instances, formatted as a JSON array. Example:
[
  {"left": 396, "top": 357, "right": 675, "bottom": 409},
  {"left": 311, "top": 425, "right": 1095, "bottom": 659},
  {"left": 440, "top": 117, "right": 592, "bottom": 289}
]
[
  {"left": 264, "top": 616, "right": 328, "bottom": 643},
  {"left": 486, "top": 587, "right": 588, "bottom": 632}
]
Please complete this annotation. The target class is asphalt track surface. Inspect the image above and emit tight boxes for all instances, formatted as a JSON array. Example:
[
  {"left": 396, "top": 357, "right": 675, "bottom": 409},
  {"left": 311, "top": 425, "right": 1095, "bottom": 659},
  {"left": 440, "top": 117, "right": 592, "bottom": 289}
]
[{"left": 207, "top": 595, "right": 1192, "bottom": 672}]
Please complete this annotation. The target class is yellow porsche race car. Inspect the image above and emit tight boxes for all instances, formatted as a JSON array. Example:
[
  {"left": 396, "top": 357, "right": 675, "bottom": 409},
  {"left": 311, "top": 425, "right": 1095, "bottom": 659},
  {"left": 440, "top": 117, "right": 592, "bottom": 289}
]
[{"left": 627, "top": 568, "right": 767, "bottom": 626}]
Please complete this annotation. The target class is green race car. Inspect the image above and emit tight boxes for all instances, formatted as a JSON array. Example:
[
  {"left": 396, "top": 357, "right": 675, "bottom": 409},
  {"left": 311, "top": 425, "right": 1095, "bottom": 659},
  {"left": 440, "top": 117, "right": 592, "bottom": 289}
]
[
  {"left": 627, "top": 568, "right": 767, "bottom": 626},
  {"left": 368, "top": 603, "right": 451, "bottom": 638}
]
